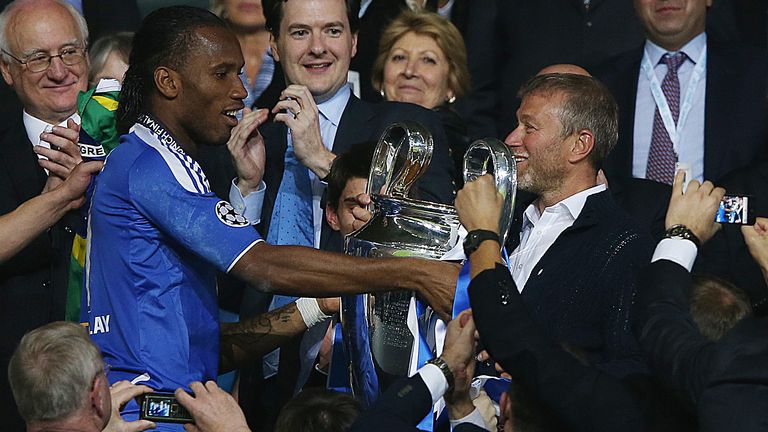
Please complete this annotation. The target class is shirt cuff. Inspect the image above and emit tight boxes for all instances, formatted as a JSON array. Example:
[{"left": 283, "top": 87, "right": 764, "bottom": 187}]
[
  {"left": 418, "top": 363, "right": 448, "bottom": 405},
  {"left": 229, "top": 179, "right": 265, "bottom": 225},
  {"left": 449, "top": 408, "right": 486, "bottom": 431},
  {"left": 651, "top": 238, "right": 698, "bottom": 271}
]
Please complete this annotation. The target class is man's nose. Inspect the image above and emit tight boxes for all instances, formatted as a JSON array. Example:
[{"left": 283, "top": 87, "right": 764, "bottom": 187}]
[
  {"left": 504, "top": 129, "right": 523, "bottom": 147},
  {"left": 46, "top": 56, "right": 68, "bottom": 80},
  {"left": 310, "top": 32, "right": 326, "bottom": 55},
  {"left": 232, "top": 76, "right": 247, "bottom": 100}
]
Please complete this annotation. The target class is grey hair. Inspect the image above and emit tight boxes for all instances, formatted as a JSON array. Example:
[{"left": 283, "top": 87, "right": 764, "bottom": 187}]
[
  {"left": 0, "top": 0, "right": 89, "bottom": 64},
  {"left": 8, "top": 322, "right": 103, "bottom": 423}
]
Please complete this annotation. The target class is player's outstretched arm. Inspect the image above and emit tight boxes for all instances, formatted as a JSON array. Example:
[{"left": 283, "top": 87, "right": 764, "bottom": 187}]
[{"left": 231, "top": 243, "right": 459, "bottom": 320}]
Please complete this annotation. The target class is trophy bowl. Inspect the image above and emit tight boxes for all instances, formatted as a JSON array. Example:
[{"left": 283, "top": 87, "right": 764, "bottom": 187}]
[{"left": 340, "top": 122, "right": 516, "bottom": 408}]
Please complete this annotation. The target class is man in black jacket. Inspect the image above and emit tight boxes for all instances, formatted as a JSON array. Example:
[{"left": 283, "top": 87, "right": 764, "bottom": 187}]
[
  {"left": 491, "top": 73, "right": 653, "bottom": 377},
  {"left": 634, "top": 172, "right": 768, "bottom": 431},
  {"left": 0, "top": 1, "right": 90, "bottom": 427}
]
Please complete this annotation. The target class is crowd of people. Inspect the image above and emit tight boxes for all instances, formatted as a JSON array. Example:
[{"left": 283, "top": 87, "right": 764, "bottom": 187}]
[{"left": 1, "top": 0, "right": 768, "bottom": 431}]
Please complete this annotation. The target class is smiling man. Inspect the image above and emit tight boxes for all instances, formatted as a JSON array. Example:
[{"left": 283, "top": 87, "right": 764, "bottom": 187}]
[
  {"left": 494, "top": 73, "right": 653, "bottom": 378},
  {"left": 595, "top": 0, "right": 768, "bottom": 185},
  {"left": 239, "top": 0, "right": 457, "bottom": 416},
  {"left": 85, "top": 7, "right": 457, "bottom": 430},
  {"left": 0, "top": 0, "right": 91, "bottom": 428}
]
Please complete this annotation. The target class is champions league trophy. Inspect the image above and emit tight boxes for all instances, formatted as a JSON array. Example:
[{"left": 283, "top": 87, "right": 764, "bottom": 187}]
[{"left": 340, "top": 122, "right": 517, "bottom": 412}]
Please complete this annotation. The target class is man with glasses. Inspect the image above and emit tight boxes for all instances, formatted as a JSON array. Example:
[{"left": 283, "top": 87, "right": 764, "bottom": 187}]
[{"left": 0, "top": 0, "right": 90, "bottom": 428}]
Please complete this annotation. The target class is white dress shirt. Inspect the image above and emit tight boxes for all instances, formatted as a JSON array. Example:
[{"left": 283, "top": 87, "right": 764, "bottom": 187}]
[
  {"left": 509, "top": 184, "right": 607, "bottom": 292},
  {"left": 633, "top": 32, "right": 707, "bottom": 181},
  {"left": 23, "top": 110, "right": 81, "bottom": 156},
  {"left": 651, "top": 237, "right": 698, "bottom": 271},
  {"left": 418, "top": 363, "right": 489, "bottom": 431}
]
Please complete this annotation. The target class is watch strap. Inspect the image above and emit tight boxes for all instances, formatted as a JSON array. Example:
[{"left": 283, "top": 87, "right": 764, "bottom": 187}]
[
  {"left": 427, "top": 356, "right": 454, "bottom": 393},
  {"left": 463, "top": 229, "right": 500, "bottom": 257},
  {"left": 664, "top": 224, "right": 701, "bottom": 249}
]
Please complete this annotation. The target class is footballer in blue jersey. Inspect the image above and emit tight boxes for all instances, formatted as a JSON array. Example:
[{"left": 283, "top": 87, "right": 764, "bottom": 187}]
[
  {"left": 84, "top": 114, "right": 262, "bottom": 394},
  {"left": 89, "top": 8, "right": 457, "bottom": 428}
]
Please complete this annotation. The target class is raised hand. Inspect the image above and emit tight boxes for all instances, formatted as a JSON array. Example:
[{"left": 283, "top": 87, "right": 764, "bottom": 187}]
[
  {"left": 228, "top": 108, "right": 269, "bottom": 196},
  {"left": 36, "top": 119, "right": 83, "bottom": 190},
  {"left": 272, "top": 85, "right": 336, "bottom": 178},
  {"left": 665, "top": 170, "right": 725, "bottom": 245},
  {"left": 456, "top": 175, "right": 503, "bottom": 234}
]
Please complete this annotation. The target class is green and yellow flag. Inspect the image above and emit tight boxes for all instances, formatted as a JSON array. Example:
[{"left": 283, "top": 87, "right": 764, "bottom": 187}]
[{"left": 65, "top": 79, "right": 121, "bottom": 322}]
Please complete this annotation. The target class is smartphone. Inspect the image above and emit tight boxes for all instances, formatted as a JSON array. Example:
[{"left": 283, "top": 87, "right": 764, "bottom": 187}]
[
  {"left": 715, "top": 194, "right": 755, "bottom": 225},
  {"left": 139, "top": 393, "right": 194, "bottom": 424}
]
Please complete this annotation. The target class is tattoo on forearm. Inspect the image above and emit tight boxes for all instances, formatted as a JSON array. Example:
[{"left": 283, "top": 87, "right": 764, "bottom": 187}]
[{"left": 218, "top": 304, "right": 305, "bottom": 373}]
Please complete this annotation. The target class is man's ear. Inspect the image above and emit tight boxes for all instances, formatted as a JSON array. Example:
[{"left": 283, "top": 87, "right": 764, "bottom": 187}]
[
  {"left": 350, "top": 31, "right": 358, "bottom": 59},
  {"left": 90, "top": 373, "right": 111, "bottom": 424},
  {"left": 325, "top": 203, "right": 341, "bottom": 232},
  {"left": 1, "top": 60, "right": 14, "bottom": 87},
  {"left": 270, "top": 34, "right": 280, "bottom": 63},
  {"left": 569, "top": 129, "right": 594, "bottom": 164},
  {"left": 154, "top": 66, "right": 180, "bottom": 99}
]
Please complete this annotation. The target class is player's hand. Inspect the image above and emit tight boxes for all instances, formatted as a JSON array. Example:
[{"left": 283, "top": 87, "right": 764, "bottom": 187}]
[{"left": 229, "top": 108, "right": 268, "bottom": 196}]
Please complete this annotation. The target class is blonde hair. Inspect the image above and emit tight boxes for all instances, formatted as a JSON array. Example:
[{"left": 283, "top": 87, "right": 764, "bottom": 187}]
[{"left": 372, "top": 10, "right": 470, "bottom": 101}]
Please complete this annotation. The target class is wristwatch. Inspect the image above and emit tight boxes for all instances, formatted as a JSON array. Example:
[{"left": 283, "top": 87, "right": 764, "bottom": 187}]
[
  {"left": 463, "top": 229, "right": 500, "bottom": 257},
  {"left": 427, "top": 357, "right": 455, "bottom": 393},
  {"left": 664, "top": 224, "right": 701, "bottom": 249}
]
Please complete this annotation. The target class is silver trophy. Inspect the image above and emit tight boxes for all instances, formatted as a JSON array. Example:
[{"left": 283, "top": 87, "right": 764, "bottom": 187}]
[{"left": 340, "top": 122, "right": 517, "bottom": 407}]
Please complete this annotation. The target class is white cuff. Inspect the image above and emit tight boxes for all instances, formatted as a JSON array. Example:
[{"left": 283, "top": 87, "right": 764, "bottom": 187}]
[
  {"left": 295, "top": 298, "right": 331, "bottom": 328},
  {"left": 449, "top": 408, "right": 487, "bottom": 431},
  {"left": 652, "top": 238, "right": 698, "bottom": 271},
  {"left": 229, "top": 179, "right": 266, "bottom": 225},
  {"left": 418, "top": 363, "right": 448, "bottom": 405}
]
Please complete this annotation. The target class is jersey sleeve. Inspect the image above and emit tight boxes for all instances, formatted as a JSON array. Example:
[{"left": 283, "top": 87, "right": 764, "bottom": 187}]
[{"left": 128, "top": 147, "right": 262, "bottom": 273}]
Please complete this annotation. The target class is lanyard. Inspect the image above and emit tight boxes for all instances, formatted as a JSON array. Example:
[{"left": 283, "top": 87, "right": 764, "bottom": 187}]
[{"left": 641, "top": 47, "right": 706, "bottom": 155}]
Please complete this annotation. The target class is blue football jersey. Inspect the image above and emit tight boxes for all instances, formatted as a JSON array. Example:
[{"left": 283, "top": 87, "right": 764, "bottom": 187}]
[{"left": 83, "top": 118, "right": 261, "bottom": 393}]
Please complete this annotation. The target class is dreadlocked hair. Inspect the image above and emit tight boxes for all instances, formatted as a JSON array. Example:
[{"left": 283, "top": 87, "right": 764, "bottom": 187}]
[{"left": 116, "top": 6, "right": 227, "bottom": 133}]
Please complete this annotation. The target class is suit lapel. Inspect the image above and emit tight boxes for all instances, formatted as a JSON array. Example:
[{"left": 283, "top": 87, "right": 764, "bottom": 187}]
[
  {"left": 333, "top": 95, "right": 375, "bottom": 155},
  {"left": 605, "top": 49, "right": 643, "bottom": 179},
  {"left": 703, "top": 45, "right": 736, "bottom": 180},
  {"left": 0, "top": 114, "right": 47, "bottom": 205}
]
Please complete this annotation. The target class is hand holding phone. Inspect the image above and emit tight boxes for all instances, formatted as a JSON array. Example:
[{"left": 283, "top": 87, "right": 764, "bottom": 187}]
[{"left": 139, "top": 393, "right": 194, "bottom": 424}]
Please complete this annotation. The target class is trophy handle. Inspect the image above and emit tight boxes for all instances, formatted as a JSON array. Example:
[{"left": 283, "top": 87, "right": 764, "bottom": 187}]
[
  {"left": 462, "top": 138, "right": 518, "bottom": 248},
  {"left": 367, "top": 122, "right": 433, "bottom": 199}
]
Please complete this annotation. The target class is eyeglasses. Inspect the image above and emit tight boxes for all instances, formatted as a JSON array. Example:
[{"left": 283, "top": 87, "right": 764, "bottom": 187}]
[{"left": 1, "top": 46, "right": 86, "bottom": 73}]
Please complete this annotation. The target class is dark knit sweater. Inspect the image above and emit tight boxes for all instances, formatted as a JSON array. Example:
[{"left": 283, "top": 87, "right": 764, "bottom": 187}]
[{"left": 507, "top": 189, "right": 654, "bottom": 377}]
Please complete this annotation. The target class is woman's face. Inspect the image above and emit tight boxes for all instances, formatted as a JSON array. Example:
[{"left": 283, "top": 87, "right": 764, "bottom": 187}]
[
  {"left": 382, "top": 31, "right": 452, "bottom": 109},
  {"left": 223, "top": 0, "right": 265, "bottom": 29}
]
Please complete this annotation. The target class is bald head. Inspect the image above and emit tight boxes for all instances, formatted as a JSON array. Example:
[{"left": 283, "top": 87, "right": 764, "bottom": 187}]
[{"left": 537, "top": 64, "right": 591, "bottom": 77}]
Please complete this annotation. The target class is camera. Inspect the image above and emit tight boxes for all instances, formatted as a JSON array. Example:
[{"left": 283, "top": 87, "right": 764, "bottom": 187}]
[
  {"left": 139, "top": 393, "right": 194, "bottom": 424},
  {"left": 715, "top": 194, "right": 755, "bottom": 225}
]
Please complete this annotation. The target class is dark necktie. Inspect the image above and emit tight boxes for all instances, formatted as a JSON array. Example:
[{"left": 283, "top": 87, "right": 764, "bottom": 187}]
[{"left": 646, "top": 52, "right": 686, "bottom": 184}]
